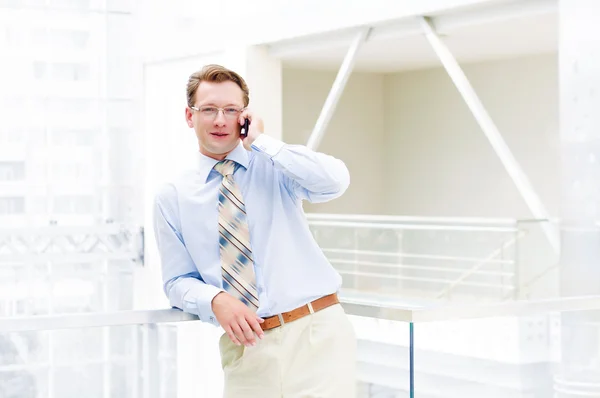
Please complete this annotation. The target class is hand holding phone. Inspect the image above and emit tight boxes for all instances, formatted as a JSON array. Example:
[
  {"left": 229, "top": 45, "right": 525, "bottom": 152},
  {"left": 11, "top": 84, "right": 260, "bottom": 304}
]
[{"left": 241, "top": 118, "right": 250, "bottom": 137}]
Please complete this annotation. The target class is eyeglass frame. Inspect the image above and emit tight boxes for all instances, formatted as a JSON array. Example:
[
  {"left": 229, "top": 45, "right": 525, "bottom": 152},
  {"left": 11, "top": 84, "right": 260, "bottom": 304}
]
[{"left": 189, "top": 105, "right": 246, "bottom": 119}]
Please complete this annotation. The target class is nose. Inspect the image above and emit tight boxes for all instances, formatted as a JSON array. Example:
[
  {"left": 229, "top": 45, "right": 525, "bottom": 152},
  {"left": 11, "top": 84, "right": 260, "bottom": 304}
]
[{"left": 213, "top": 109, "right": 226, "bottom": 126}]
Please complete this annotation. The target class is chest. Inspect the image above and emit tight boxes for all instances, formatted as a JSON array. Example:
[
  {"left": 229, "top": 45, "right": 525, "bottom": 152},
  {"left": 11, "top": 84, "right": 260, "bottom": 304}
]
[{"left": 178, "top": 166, "right": 282, "bottom": 244}]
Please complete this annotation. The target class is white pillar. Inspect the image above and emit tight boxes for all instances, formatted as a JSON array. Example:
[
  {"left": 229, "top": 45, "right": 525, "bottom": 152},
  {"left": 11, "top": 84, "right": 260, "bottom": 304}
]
[
  {"left": 222, "top": 46, "right": 283, "bottom": 140},
  {"left": 557, "top": 1, "right": 600, "bottom": 396}
]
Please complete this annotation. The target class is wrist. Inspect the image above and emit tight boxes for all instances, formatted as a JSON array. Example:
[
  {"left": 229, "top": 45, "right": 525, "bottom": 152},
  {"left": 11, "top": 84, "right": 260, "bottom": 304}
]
[
  {"left": 211, "top": 291, "right": 225, "bottom": 309},
  {"left": 246, "top": 132, "right": 262, "bottom": 148},
  {"left": 251, "top": 134, "right": 285, "bottom": 158}
]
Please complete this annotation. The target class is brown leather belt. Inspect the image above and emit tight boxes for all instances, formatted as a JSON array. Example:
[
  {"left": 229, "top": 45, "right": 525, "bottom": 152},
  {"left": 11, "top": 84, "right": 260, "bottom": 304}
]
[{"left": 260, "top": 293, "right": 339, "bottom": 331}]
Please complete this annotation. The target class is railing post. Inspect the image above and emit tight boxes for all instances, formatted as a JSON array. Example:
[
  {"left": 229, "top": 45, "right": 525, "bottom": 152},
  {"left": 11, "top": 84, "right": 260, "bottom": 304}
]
[{"left": 142, "top": 324, "right": 160, "bottom": 398}]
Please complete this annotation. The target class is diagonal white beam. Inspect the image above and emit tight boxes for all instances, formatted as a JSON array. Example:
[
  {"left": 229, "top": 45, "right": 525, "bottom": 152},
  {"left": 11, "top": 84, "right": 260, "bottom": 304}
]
[
  {"left": 307, "top": 27, "right": 371, "bottom": 150},
  {"left": 420, "top": 16, "right": 560, "bottom": 254}
]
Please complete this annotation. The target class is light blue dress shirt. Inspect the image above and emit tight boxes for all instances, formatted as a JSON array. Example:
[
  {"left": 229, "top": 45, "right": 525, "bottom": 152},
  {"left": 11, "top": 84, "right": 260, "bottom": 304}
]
[{"left": 152, "top": 134, "right": 350, "bottom": 327}]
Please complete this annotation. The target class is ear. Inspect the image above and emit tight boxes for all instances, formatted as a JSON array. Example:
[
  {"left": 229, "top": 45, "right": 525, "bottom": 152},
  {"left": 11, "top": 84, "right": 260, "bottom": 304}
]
[{"left": 185, "top": 107, "right": 194, "bottom": 128}]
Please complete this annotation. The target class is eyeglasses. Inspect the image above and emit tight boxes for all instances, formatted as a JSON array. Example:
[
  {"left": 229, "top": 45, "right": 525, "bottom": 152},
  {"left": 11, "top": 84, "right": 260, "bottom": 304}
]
[{"left": 190, "top": 106, "right": 245, "bottom": 119}]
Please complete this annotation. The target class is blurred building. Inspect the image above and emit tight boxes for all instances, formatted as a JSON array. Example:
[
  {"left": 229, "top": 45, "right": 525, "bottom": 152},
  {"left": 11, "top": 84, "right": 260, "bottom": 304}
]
[{"left": 0, "top": 1, "right": 157, "bottom": 397}]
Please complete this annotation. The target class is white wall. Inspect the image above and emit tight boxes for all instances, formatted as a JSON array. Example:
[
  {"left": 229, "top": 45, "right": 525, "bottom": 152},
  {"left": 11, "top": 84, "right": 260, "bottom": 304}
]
[
  {"left": 385, "top": 53, "right": 559, "bottom": 218},
  {"left": 282, "top": 69, "right": 387, "bottom": 214},
  {"left": 282, "top": 53, "right": 559, "bottom": 219}
]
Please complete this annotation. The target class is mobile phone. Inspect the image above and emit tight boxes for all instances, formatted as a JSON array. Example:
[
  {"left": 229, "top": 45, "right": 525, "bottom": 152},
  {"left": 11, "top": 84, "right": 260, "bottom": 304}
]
[{"left": 241, "top": 118, "right": 250, "bottom": 137}]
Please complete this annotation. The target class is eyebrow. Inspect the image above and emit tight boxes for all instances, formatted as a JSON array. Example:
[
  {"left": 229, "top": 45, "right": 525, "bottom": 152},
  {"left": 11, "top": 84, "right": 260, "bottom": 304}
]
[{"left": 199, "top": 103, "right": 243, "bottom": 108}]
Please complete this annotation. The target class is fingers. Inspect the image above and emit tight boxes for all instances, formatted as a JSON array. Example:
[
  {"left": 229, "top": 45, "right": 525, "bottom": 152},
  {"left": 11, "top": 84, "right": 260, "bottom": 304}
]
[
  {"left": 225, "top": 316, "right": 265, "bottom": 347},
  {"left": 239, "top": 109, "right": 253, "bottom": 125},
  {"left": 224, "top": 325, "right": 242, "bottom": 346},
  {"left": 247, "top": 314, "right": 265, "bottom": 340},
  {"left": 238, "top": 316, "right": 257, "bottom": 346},
  {"left": 216, "top": 296, "right": 265, "bottom": 347},
  {"left": 230, "top": 322, "right": 246, "bottom": 346},
  {"left": 231, "top": 320, "right": 257, "bottom": 347}
]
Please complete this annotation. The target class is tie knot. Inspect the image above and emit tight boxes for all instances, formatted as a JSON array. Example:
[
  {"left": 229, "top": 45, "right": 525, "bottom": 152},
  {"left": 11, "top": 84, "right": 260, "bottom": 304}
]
[{"left": 214, "top": 159, "right": 237, "bottom": 177}]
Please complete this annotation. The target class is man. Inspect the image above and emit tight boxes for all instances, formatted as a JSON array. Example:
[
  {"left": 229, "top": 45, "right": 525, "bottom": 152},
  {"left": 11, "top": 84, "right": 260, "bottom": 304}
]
[{"left": 153, "top": 64, "right": 356, "bottom": 397}]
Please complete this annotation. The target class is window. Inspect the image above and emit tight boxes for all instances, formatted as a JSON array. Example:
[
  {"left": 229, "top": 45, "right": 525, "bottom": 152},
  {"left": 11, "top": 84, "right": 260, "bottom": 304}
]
[
  {"left": 0, "top": 127, "right": 47, "bottom": 146},
  {"left": 31, "top": 28, "right": 91, "bottom": 51},
  {"left": 0, "top": 197, "right": 25, "bottom": 214},
  {"left": 49, "top": 29, "right": 90, "bottom": 51},
  {"left": 0, "top": 0, "right": 21, "bottom": 7},
  {"left": 0, "top": 162, "right": 25, "bottom": 181},
  {"left": 48, "top": 0, "right": 91, "bottom": 9},
  {"left": 33, "top": 62, "right": 91, "bottom": 82},
  {"left": 50, "top": 162, "right": 92, "bottom": 180},
  {"left": 0, "top": 129, "right": 24, "bottom": 145},
  {"left": 50, "top": 128, "right": 96, "bottom": 146},
  {"left": 52, "top": 62, "right": 91, "bottom": 82},
  {"left": 46, "top": 98, "right": 96, "bottom": 114},
  {"left": 52, "top": 195, "right": 94, "bottom": 214}
]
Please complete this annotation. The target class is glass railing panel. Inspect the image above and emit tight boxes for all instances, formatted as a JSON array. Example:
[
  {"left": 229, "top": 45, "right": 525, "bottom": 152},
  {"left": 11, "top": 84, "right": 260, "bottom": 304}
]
[
  {"left": 0, "top": 310, "right": 414, "bottom": 398},
  {"left": 413, "top": 309, "right": 600, "bottom": 397},
  {"left": 351, "top": 315, "right": 412, "bottom": 397},
  {"left": 308, "top": 215, "right": 520, "bottom": 302},
  {"left": 514, "top": 220, "right": 561, "bottom": 300},
  {"left": 0, "top": 323, "right": 181, "bottom": 398}
]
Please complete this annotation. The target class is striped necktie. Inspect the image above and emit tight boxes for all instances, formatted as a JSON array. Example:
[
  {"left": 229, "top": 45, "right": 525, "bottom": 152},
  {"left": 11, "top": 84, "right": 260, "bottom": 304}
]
[{"left": 213, "top": 159, "right": 259, "bottom": 311}]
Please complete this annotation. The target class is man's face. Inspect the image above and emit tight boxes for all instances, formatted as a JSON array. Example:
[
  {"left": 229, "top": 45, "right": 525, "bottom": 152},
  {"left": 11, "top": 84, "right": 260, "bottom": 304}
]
[{"left": 186, "top": 81, "right": 244, "bottom": 160}]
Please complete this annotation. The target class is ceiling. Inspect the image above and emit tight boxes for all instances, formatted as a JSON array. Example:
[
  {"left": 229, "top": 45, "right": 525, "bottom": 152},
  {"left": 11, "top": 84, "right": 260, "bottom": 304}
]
[{"left": 267, "top": 0, "right": 558, "bottom": 73}]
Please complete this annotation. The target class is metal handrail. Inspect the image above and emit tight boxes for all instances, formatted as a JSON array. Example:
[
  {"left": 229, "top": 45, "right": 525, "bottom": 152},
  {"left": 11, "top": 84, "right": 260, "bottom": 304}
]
[
  {"left": 0, "top": 308, "right": 196, "bottom": 333},
  {"left": 0, "top": 223, "right": 137, "bottom": 237},
  {"left": 2, "top": 293, "right": 600, "bottom": 332},
  {"left": 306, "top": 213, "right": 519, "bottom": 227},
  {"left": 308, "top": 220, "right": 516, "bottom": 232},
  {"left": 321, "top": 248, "right": 514, "bottom": 264}
]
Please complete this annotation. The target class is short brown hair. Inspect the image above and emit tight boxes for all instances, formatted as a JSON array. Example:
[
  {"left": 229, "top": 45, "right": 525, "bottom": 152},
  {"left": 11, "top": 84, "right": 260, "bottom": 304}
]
[{"left": 186, "top": 64, "right": 250, "bottom": 108}]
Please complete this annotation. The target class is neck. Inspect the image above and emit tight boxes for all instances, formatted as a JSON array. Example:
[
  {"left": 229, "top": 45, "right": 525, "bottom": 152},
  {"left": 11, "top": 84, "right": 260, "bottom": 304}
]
[{"left": 200, "top": 147, "right": 230, "bottom": 161}]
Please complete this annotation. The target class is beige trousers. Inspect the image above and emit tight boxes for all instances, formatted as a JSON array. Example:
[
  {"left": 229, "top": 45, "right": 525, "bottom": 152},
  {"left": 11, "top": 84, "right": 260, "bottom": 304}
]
[{"left": 218, "top": 303, "right": 357, "bottom": 398}]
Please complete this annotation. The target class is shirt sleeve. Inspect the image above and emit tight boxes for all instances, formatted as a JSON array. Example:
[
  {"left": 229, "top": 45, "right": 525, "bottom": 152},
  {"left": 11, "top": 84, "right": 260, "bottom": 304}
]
[
  {"left": 153, "top": 184, "right": 224, "bottom": 326},
  {"left": 250, "top": 134, "right": 350, "bottom": 203}
]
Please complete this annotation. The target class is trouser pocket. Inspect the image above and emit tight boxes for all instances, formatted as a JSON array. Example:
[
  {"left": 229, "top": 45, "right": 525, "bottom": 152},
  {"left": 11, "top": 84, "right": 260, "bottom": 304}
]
[{"left": 218, "top": 332, "right": 246, "bottom": 370}]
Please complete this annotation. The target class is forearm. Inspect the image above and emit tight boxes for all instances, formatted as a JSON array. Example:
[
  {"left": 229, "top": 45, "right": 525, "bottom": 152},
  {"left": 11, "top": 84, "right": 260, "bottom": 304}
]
[
  {"left": 251, "top": 134, "right": 350, "bottom": 201},
  {"left": 166, "top": 276, "right": 224, "bottom": 326}
]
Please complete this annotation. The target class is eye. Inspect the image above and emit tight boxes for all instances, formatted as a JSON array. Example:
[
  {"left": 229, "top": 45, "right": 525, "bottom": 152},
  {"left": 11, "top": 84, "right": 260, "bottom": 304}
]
[
  {"left": 201, "top": 107, "right": 217, "bottom": 113},
  {"left": 224, "top": 108, "right": 240, "bottom": 115}
]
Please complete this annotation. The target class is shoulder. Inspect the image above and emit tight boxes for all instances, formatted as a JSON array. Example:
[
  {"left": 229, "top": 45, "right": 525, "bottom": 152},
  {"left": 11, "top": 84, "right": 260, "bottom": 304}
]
[{"left": 154, "top": 169, "right": 197, "bottom": 206}]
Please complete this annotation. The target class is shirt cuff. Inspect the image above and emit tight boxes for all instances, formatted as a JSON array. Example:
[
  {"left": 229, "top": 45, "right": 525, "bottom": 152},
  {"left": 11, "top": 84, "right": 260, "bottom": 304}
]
[
  {"left": 251, "top": 134, "right": 285, "bottom": 158},
  {"left": 182, "top": 283, "right": 224, "bottom": 327}
]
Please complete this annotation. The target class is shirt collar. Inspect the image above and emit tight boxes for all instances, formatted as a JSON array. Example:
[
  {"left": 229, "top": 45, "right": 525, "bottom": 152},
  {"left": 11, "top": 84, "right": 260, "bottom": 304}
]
[{"left": 197, "top": 141, "right": 249, "bottom": 183}]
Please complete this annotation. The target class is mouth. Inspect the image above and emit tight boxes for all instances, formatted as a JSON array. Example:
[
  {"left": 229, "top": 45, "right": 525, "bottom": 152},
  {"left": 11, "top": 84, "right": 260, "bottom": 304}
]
[{"left": 210, "top": 132, "right": 229, "bottom": 138}]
